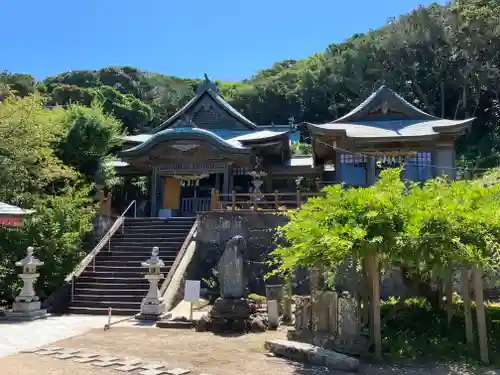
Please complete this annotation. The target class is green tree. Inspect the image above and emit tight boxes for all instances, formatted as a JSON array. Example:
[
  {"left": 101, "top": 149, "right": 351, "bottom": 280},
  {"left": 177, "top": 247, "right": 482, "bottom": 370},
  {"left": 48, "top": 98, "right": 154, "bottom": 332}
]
[
  {"left": 57, "top": 104, "right": 124, "bottom": 181},
  {"left": 0, "top": 94, "right": 97, "bottom": 304}
]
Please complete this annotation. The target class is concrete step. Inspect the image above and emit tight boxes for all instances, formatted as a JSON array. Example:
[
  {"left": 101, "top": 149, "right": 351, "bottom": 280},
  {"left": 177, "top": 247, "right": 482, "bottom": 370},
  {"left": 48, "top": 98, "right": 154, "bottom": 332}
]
[
  {"left": 74, "top": 294, "right": 144, "bottom": 303},
  {"left": 75, "top": 281, "right": 154, "bottom": 289},
  {"left": 95, "top": 260, "right": 175, "bottom": 267},
  {"left": 89, "top": 265, "right": 171, "bottom": 272},
  {"left": 98, "top": 252, "right": 178, "bottom": 259},
  {"left": 125, "top": 217, "right": 195, "bottom": 222},
  {"left": 80, "top": 271, "right": 157, "bottom": 278},
  {"left": 75, "top": 287, "right": 149, "bottom": 296},
  {"left": 105, "top": 245, "right": 184, "bottom": 254},
  {"left": 122, "top": 228, "right": 192, "bottom": 233},
  {"left": 109, "top": 239, "right": 185, "bottom": 245},
  {"left": 77, "top": 276, "right": 154, "bottom": 284},
  {"left": 71, "top": 300, "right": 142, "bottom": 310},
  {"left": 114, "top": 232, "right": 190, "bottom": 239},
  {"left": 68, "top": 306, "right": 138, "bottom": 316}
]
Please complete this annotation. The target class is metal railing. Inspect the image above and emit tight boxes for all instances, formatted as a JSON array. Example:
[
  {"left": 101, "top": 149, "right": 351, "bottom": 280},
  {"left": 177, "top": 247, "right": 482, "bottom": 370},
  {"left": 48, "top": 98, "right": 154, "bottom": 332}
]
[{"left": 65, "top": 200, "right": 137, "bottom": 302}]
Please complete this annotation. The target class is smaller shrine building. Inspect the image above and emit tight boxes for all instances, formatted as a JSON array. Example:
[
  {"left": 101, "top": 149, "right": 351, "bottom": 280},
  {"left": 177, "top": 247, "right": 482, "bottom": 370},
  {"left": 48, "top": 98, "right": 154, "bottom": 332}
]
[{"left": 111, "top": 77, "right": 474, "bottom": 217}]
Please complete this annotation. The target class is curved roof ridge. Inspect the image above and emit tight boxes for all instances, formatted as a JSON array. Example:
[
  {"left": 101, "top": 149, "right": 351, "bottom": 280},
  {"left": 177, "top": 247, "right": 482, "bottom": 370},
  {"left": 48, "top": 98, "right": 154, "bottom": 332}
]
[
  {"left": 332, "top": 85, "right": 438, "bottom": 123},
  {"left": 119, "top": 126, "right": 251, "bottom": 158},
  {"left": 152, "top": 82, "right": 257, "bottom": 133}
]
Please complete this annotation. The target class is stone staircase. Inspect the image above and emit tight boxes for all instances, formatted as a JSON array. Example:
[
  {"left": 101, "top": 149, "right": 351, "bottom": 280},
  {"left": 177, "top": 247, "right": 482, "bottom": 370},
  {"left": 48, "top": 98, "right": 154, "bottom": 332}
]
[{"left": 69, "top": 216, "right": 196, "bottom": 315}]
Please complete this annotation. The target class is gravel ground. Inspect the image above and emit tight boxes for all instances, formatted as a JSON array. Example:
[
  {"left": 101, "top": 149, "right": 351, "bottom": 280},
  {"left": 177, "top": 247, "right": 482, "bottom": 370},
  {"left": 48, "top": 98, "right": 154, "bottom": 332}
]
[{"left": 1, "top": 326, "right": 499, "bottom": 375}]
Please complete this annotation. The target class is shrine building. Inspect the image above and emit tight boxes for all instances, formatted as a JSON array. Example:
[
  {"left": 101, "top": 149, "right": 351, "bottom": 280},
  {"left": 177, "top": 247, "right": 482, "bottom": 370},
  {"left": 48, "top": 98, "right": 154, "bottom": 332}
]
[{"left": 111, "top": 77, "right": 474, "bottom": 217}]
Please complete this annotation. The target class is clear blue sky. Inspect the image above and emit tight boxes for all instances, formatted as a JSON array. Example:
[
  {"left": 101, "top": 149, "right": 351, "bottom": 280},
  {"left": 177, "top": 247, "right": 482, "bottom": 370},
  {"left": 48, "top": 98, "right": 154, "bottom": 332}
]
[{"left": 2, "top": 0, "right": 445, "bottom": 81}]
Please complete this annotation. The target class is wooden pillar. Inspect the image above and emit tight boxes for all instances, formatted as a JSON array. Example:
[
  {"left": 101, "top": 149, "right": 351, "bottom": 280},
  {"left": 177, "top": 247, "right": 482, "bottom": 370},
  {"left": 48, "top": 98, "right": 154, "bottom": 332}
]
[
  {"left": 473, "top": 266, "right": 489, "bottom": 365},
  {"left": 433, "top": 145, "right": 456, "bottom": 180},
  {"left": 461, "top": 268, "right": 474, "bottom": 346},
  {"left": 283, "top": 276, "right": 293, "bottom": 323},
  {"left": 366, "top": 156, "right": 377, "bottom": 186},
  {"left": 335, "top": 150, "right": 342, "bottom": 183},
  {"left": 367, "top": 252, "right": 381, "bottom": 360},
  {"left": 150, "top": 169, "right": 158, "bottom": 217},
  {"left": 445, "top": 273, "right": 453, "bottom": 325},
  {"left": 99, "top": 190, "right": 106, "bottom": 215},
  {"left": 223, "top": 164, "right": 230, "bottom": 196},
  {"left": 215, "top": 173, "right": 221, "bottom": 192}
]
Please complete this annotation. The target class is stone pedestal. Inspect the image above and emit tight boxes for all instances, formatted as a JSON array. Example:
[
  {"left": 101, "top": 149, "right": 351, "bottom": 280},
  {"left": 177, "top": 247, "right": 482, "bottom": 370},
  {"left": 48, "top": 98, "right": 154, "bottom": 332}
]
[
  {"left": 135, "top": 247, "right": 168, "bottom": 321},
  {"left": 5, "top": 247, "right": 47, "bottom": 321},
  {"left": 209, "top": 297, "right": 251, "bottom": 333}
]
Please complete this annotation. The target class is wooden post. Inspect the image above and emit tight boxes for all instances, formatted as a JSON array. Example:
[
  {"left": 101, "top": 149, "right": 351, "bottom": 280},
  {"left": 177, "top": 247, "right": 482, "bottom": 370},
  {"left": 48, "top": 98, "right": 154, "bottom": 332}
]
[
  {"left": 367, "top": 252, "right": 381, "bottom": 360},
  {"left": 361, "top": 258, "right": 371, "bottom": 327},
  {"left": 210, "top": 189, "right": 216, "bottom": 210},
  {"left": 283, "top": 276, "right": 293, "bottom": 323},
  {"left": 445, "top": 273, "right": 453, "bottom": 326},
  {"left": 231, "top": 190, "right": 236, "bottom": 210},
  {"left": 99, "top": 190, "right": 106, "bottom": 215},
  {"left": 215, "top": 190, "right": 220, "bottom": 209},
  {"left": 473, "top": 266, "right": 489, "bottom": 365},
  {"left": 274, "top": 190, "right": 279, "bottom": 210},
  {"left": 461, "top": 268, "right": 474, "bottom": 346},
  {"left": 104, "top": 192, "right": 112, "bottom": 217},
  {"left": 296, "top": 189, "right": 301, "bottom": 209},
  {"left": 310, "top": 267, "right": 323, "bottom": 339}
]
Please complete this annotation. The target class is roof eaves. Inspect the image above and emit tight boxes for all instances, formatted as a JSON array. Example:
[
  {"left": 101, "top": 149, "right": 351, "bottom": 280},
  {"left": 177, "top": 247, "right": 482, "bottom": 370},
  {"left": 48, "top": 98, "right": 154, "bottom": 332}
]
[{"left": 432, "top": 118, "right": 475, "bottom": 134}]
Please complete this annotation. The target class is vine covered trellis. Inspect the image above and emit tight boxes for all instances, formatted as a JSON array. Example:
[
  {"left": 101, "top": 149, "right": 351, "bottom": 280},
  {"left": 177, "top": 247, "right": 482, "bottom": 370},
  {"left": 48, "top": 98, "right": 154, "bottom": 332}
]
[{"left": 268, "top": 168, "right": 500, "bottom": 364}]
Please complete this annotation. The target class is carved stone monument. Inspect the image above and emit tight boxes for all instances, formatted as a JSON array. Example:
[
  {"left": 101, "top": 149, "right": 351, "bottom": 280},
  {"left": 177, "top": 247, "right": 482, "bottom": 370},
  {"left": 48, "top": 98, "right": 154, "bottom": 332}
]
[
  {"left": 209, "top": 235, "right": 252, "bottom": 333},
  {"left": 135, "top": 246, "right": 168, "bottom": 321},
  {"left": 5, "top": 246, "right": 48, "bottom": 320}
]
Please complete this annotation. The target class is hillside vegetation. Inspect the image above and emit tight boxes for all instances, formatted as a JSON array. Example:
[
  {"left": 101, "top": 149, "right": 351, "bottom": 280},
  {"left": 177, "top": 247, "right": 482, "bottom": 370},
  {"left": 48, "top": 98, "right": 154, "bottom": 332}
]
[
  {"left": 3, "top": 1, "right": 500, "bottom": 168},
  {"left": 0, "top": 0, "right": 500, "bottom": 303}
]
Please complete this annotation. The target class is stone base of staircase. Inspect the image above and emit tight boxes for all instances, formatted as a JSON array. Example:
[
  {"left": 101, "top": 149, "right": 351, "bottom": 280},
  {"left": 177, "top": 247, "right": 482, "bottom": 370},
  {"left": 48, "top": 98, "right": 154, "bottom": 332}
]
[
  {"left": 156, "top": 319, "right": 195, "bottom": 329},
  {"left": 135, "top": 311, "right": 172, "bottom": 322}
]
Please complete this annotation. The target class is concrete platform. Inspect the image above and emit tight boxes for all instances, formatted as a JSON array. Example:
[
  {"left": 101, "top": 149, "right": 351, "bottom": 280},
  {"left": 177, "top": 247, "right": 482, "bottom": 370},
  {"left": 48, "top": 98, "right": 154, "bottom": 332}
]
[{"left": 0, "top": 314, "right": 109, "bottom": 358}]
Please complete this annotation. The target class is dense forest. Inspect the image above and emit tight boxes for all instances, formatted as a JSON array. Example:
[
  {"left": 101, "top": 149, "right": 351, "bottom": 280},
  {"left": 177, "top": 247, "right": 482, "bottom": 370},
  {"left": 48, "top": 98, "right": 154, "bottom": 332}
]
[{"left": 0, "top": 0, "right": 499, "bottom": 302}]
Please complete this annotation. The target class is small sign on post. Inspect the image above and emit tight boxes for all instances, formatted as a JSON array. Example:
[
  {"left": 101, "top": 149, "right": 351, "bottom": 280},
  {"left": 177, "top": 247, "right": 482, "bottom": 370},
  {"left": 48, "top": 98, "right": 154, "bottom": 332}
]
[{"left": 184, "top": 280, "right": 201, "bottom": 321}]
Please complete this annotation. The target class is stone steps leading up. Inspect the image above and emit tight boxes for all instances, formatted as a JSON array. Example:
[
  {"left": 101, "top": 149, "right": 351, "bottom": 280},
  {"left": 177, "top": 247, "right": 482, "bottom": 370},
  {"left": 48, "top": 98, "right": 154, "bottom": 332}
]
[{"left": 69, "top": 216, "right": 196, "bottom": 315}]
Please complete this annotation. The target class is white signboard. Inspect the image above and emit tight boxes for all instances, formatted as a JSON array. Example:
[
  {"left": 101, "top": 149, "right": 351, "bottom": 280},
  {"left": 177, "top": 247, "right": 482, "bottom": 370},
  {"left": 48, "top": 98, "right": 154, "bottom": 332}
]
[{"left": 184, "top": 280, "right": 201, "bottom": 302}]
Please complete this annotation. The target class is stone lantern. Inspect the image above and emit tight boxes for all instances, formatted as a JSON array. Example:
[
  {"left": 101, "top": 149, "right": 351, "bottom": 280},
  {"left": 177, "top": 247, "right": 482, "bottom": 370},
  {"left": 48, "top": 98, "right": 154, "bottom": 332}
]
[
  {"left": 248, "top": 156, "right": 267, "bottom": 196},
  {"left": 6, "top": 246, "right": 48, "bottom": 320},
  {"left": 135, "top": 246, "right": 168, "bottom": 321}
]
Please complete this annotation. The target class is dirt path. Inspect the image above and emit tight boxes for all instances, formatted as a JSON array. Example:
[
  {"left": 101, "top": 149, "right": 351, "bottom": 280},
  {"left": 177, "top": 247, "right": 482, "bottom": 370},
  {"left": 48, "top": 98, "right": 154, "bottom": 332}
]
[{"left": 1, "top": 326, "right": 499, "bottom": 375}]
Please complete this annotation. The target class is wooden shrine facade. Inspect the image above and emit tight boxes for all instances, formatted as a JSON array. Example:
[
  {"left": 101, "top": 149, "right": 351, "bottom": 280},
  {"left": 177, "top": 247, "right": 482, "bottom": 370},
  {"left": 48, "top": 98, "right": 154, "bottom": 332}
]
[{"left": 109, "top": 78, "right": 474, "bottom": 217}]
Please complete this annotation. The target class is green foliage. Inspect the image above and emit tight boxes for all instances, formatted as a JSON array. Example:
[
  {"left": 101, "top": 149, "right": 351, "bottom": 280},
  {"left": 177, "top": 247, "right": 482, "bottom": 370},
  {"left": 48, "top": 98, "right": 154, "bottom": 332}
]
[
  {"left": 0, "top": 94, "right": 98, "bottom": 304},
  {"left": 270, "top": 169, "right": 406, "bottom": 276},
  {"left": 0, "top": 71, "right": 36, "bottom": 97},
  {"left": 7, "top": 0, "right": 496, "bottom": 168},
  {"left": 270, "top": 168, "right": 500, "bottom": 282},
  {"left": 291, "top": 142, "right": 312, "bottom": 156},
  {"left": 0, "top": 94, "right": 76, "bottom": 206},
  {"left": 381, "top": 298, "right": 500, "bottom": 364},
  {"left": 57, "top": 104, "right": 124, "bottom": 180}
]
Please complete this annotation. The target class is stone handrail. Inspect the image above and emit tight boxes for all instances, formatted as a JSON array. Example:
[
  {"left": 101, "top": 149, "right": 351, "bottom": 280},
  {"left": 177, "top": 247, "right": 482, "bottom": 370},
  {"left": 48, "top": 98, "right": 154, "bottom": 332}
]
[{"left": 159, "top": 217, "right": 199, "bottom": 297}]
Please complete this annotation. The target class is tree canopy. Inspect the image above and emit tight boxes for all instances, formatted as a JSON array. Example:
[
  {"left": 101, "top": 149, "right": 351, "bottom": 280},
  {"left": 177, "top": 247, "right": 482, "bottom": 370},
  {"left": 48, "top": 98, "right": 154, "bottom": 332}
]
[{"left": 2, "top": 1, "right": 499, "bottom": 167}]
